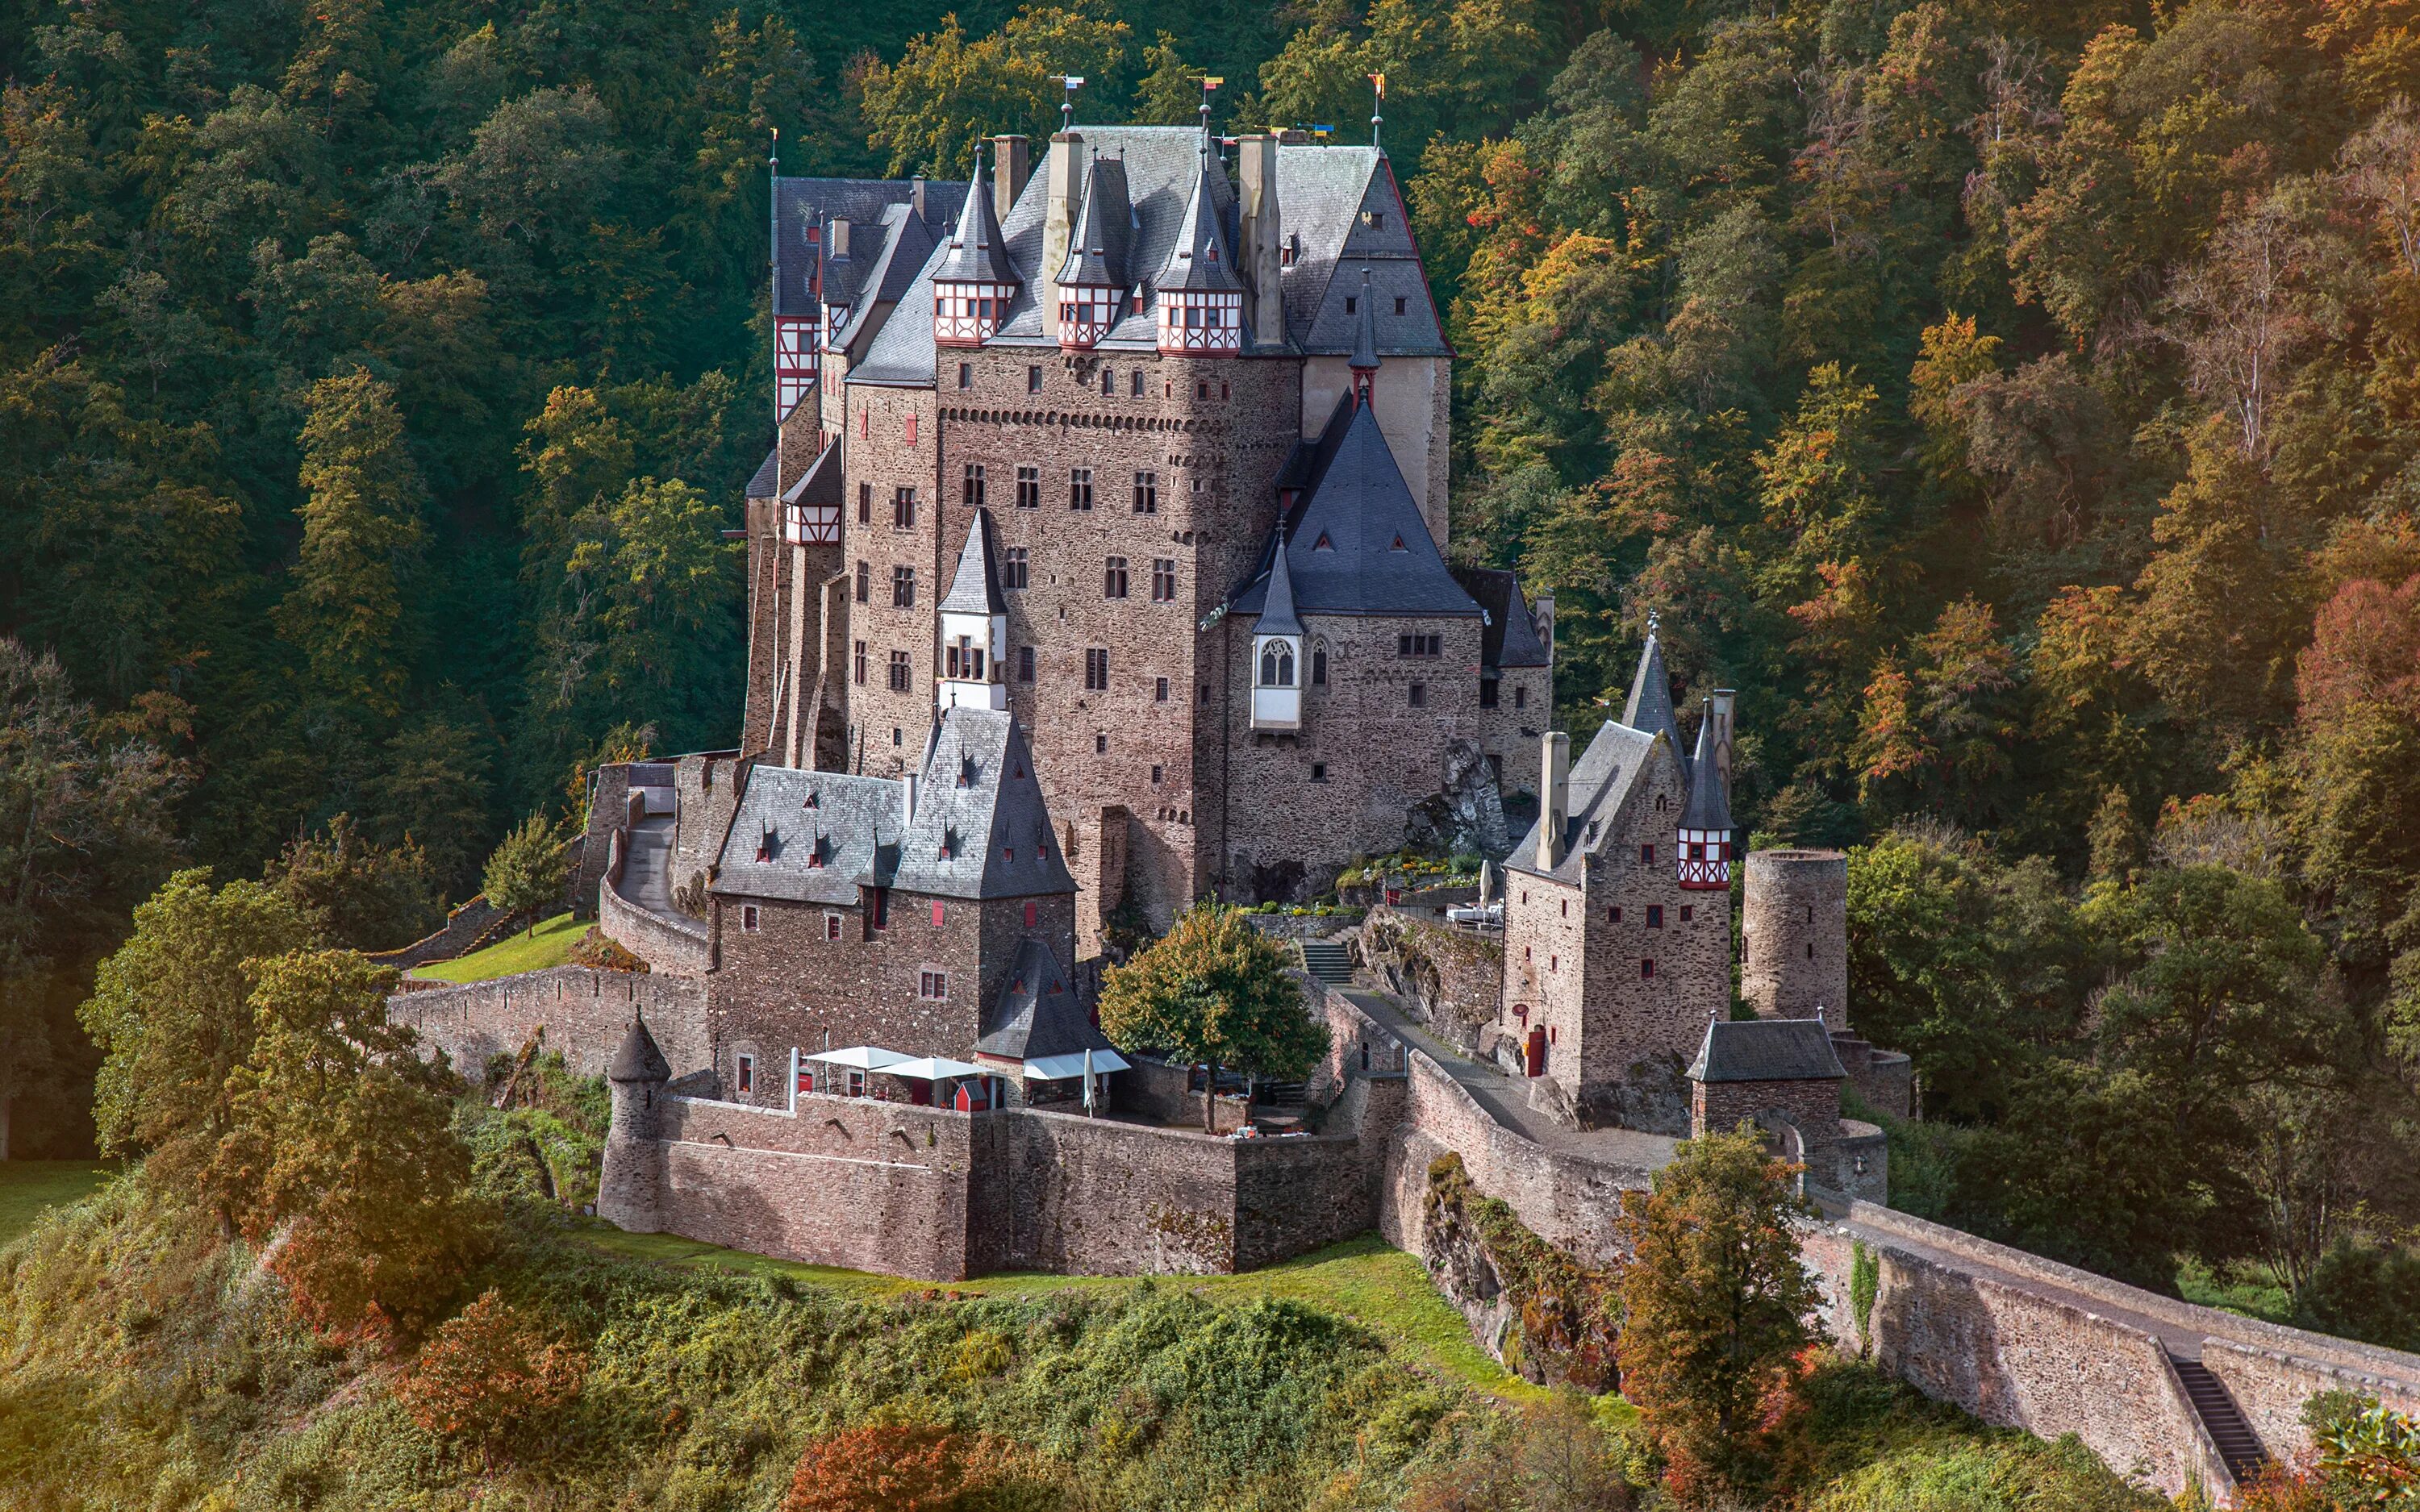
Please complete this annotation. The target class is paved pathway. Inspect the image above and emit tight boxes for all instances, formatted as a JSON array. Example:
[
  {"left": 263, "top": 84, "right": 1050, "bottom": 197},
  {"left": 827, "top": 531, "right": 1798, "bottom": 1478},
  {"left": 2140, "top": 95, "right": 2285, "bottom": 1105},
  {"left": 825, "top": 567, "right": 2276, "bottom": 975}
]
[{"left": 620, "top": 815, "right": 678, "bottom": 916}]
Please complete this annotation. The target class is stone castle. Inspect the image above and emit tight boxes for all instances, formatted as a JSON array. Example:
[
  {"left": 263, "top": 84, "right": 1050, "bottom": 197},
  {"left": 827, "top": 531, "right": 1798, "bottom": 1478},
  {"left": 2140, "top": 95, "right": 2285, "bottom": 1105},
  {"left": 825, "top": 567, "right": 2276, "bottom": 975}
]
[{"left": 384, "top": 113, "right": 2420, "bottom": 1502}]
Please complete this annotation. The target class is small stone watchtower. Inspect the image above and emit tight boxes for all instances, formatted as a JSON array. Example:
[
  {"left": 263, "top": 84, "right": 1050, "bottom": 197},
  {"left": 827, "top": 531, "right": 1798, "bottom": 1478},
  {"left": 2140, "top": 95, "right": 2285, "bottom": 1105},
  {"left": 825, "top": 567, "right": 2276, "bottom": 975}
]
[
  {"left": 598, "top": 1014, "right": 671, "bottom": 1232},
  {"left": 1741, "top": 848, "right": 1850, "bottom": 1031}
]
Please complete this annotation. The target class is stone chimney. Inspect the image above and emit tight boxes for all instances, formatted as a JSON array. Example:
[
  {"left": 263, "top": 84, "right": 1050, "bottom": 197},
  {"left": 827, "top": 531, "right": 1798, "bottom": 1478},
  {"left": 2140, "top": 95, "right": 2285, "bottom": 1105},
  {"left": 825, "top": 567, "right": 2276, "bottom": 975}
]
[
  {"left": 1041, "top": 132, "right": 1084, "bottom": 343},
  {"left": 912, "top": 173, "right": 928, "bottom": 223},
  {"left": 992, "top": 135, "right": 1030, "bottom": 221},
  {"left": 829, "top": 217, "right": 851, "bottom": 260},
  {"left": 1537, "top": 731, "right": 1570, "bottom": 870},
  {"left": 1237, "top": 134, "right": 1286, "bottom": 351}
]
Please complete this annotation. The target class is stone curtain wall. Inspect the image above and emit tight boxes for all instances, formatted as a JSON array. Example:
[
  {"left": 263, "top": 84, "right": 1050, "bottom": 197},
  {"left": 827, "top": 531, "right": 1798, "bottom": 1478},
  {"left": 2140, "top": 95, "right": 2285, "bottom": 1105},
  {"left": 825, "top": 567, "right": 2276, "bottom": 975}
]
[
  {"left": 573, "top": 764, "right": 632, "bottom": 917},
  {"left": 389, "top": 966, "right": 709, "bottom": 1079},
  {"left": 2203, "top": 1339, "right": 2420, "bottom": 1464},
  {"left": 619, "top": 1093, "right": 1379, "bottom": 1281},
  {"left": 600, "top": 837, "right": 715, "bottom": 976}
]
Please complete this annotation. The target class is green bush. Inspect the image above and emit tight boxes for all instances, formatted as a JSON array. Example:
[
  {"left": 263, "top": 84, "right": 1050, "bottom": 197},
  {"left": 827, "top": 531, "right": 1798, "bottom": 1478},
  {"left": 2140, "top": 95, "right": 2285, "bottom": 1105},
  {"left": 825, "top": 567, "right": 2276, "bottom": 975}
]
[{"left": 2297, "top": 1242, "right": 2420, "bottom": 1353}]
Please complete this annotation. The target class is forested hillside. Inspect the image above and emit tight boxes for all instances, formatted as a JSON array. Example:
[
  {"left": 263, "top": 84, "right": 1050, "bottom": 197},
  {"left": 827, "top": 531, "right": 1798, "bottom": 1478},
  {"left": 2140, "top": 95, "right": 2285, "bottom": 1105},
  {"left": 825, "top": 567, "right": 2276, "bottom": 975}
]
[{"left": 5, "top": 0, "right": 2420, "bottom": 1327}]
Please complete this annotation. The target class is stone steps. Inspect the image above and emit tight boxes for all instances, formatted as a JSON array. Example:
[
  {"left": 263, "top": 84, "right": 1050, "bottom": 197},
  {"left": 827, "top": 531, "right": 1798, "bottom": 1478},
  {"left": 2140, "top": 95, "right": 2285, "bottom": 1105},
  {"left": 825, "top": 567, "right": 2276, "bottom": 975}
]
[
  {"left": 2169, "top": 1356, "right": 2268, "bottom": 1485},
  {"left": 1298, "top": 940, "right": 1355, "bottom": 985}
]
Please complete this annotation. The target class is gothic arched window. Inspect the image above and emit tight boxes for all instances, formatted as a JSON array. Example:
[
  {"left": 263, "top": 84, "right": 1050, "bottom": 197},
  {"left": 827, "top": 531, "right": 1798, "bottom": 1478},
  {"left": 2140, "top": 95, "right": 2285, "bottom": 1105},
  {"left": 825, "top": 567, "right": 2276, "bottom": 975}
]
[{"left": 1259, "top": 641, "right": 1296, "bottom": 688}]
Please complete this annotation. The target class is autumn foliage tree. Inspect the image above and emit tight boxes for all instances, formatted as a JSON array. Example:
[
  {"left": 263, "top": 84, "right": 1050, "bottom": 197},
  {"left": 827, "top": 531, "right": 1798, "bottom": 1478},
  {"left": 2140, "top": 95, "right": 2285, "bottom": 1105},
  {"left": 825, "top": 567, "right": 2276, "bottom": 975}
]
[
  {"left": 1614, "top": 1127, "right": 1820, "bottom": 1506},
  {"left": 397, "top": 1289, "right": 586, "bottom": 1468},
  {"left": 782, "top": 1424, "right": 1014, "bottom": 1512}
]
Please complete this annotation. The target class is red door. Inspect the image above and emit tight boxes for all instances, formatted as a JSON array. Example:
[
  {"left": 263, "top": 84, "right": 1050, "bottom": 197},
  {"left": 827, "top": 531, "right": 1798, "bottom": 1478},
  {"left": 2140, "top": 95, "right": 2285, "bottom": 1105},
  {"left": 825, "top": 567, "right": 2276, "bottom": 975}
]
[{"left": 1525, "top": 1027, "right": 1546, "bottom": 1077}]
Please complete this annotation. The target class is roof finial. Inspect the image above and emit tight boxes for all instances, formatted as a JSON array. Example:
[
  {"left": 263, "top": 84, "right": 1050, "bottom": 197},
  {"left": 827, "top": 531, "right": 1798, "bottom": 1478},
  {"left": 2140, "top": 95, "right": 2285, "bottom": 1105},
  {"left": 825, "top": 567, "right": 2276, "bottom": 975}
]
[
  {"left": 1200, "top": 75, "right": 1223, "bottom": 160},
  {"left": 1648, "top": 608, "right": 1661, "bottom": 638},
  {"left": 1369, "top": 72, "right": 1386, "bottom": 150},
  {"left": 1054, "top": 73, "right": 1083, "bottom": 131}
]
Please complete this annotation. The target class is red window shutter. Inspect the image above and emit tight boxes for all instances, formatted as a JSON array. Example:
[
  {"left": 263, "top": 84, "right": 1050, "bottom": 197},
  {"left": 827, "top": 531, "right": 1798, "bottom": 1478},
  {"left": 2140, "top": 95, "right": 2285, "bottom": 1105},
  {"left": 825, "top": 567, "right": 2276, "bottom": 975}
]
[
  {"left": 1024, "top": 901, "right": 1037, "bottom": 928},
  {"left": 932, "top": 899, "right": 945, "bottom": 927}
]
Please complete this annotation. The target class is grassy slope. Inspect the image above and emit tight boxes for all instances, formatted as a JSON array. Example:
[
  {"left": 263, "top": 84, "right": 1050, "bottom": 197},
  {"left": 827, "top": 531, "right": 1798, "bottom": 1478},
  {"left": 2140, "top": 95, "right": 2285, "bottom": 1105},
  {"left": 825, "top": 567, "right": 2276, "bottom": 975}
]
[
  {"left": 0, "top": 1164, "right": 115, "bottom": 1248},
  {"left": 582, "top": 1227, "right": 1553, "bottom": 1404},
  {"left": 409, "top": 912, "right": 586, "bottom": 983}
]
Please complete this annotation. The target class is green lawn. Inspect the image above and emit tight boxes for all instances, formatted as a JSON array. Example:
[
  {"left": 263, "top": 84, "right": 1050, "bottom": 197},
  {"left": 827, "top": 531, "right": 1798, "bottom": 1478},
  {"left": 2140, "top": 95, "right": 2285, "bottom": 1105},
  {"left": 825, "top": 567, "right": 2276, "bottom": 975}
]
[
  {"left": 0, "top": 1161, "right": 118, "bottom": 1248},
  {"left": 411, "top": 912, "right": 586, "bottom": 983},
  {"left": 581, "top": 1226, "right": 1555, "bottom": 1403}
]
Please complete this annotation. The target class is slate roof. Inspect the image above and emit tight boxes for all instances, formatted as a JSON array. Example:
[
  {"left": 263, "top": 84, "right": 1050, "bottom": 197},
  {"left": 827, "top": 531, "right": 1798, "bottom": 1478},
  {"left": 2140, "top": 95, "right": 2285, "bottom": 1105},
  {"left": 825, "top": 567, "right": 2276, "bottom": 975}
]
[
  {"left": 933, "top": 149, "right": 1019, "bottom": 285},
  {"left": 1453, "top": 568, "right": 1552, "bottom": 671},
  {"left": 609, "top": 1014, "right": 671, "bottom": 1082},
  {"left": 783, "top": 435, "right": 844, "bottom": 507},
  {"left": 1505, "top": 718, "right": 1684, "bottom": 884},
  {"left": 1680, "top": 702, "right": 1734, "bottom": 832},
  {"left": 1230, "top": 394, "right": 1479, "bottom": 621},
  {"left": 772, "top": 177, "right": 966, "bottom": 320},
  {"left": 977, "top": 936, "right": 1112, "bottom": 1062},
  {"left": 940, "top": 507, "right": 1006, "bottom": 616},
  {"left": 1057, "top": 155, "right": 1133, "bottom": 288},
  {"left": 1688, "top": 1018, "right": 1846, "bottom": 1083},
  {"left": 745, "top": 448, "right": 781, "bottom": 500},
  {"left": 1348, "top": 268, "right": 1379, "bottom": 368},
  {"left": 831, "top": 203, "right": 946, "bottom": 353},
  {"left": 1255, "top": 524, "right": 1303, "bottom": 636},
  {"left": 890, "top": 710, "right": 1074, "bottom": 900},
  {"left": 1155, "top": 152, "right": 1244, "bottom": 294},
  {"left": 850, "top": 127, "right": 1447, "bottom": 381},
  {"left": 1621, "top": 629, "right": 1682, "bottom": 756},
  {"left": 711, "top": 764, "right": 903, "bottom": 906}
]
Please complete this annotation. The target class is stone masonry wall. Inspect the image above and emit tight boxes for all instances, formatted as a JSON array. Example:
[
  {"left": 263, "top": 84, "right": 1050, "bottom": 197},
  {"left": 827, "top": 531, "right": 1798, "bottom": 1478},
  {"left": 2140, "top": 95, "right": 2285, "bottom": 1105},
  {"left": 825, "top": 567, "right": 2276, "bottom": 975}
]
[
  {"left": 1742, "top": 849, "right": 1849, "bottom": 1030},
  {"left": 389, "top": 966, "right": 709, "bottom": 1081},
  {"left": 601, "top": 846, "right": 714, "bottom": 977}
]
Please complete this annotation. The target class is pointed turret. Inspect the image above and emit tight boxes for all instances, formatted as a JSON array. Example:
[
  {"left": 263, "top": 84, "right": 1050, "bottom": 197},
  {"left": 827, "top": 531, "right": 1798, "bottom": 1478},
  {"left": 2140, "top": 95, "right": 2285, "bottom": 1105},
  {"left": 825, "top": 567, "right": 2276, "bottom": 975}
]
[
  {"left": 1677, "top": 691, "right": 1736, "bottom": 889},
  {"left": 935, "top": 144, "right": 1020, "bottom": 347},
  {"left": 1258, "top": 528, "right": 1303, "bottom": 637},
  {"left": 609, "top": 1013, "right": 672, "bottom": 1083},
  {"left": 1350, "top": 268, "right": 1379, "bottom": 406},
  {"left": 599, "top": 1010, "right": 670, "bottom": 1233},
  {"left": 1250, "top": 527, "right": 1304, "bottom": 730},
  {"left": 1054, "top": 160, "right": 1125, "bottom": 349},
  {"left": 938, "top": 510, "right": 1008, "bottom": 711},
  {"left": 1621, "top": 614, "right": 1682, "bottom": 755},
  {"left": 1157, "top": 152, "right": 1245, "bottom": 355}
]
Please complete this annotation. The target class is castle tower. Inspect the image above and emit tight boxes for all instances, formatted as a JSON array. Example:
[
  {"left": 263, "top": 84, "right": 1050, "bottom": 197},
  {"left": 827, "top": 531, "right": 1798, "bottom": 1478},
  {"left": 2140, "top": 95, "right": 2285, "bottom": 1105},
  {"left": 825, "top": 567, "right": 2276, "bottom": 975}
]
[
  {"left": 598, "top": 1014, "right": 672, "bottom": 1232},
  {"left": 1742, "top": 848, "right": 1850, "bottom": 1031},
  {"left": 1249, "top": 528, "right": 1303, "bottom": 731},
  {"left": 1055, "top": 158, "right": 1124, "bottom": 349},
  {"left": 1676, "top": 693, "right": 1735, "bottom": 889},
  {"left": 933, "top": 144, "right": 1020, "bottom": 348},
  {"left": 1155, "top": 152, "right": 1245, "bottom": 354}
]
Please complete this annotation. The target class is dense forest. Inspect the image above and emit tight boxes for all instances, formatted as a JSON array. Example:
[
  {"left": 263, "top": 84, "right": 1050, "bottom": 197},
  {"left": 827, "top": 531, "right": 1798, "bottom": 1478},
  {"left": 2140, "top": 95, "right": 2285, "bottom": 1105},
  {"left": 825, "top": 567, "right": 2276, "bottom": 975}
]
[{"left": 5, "top": 0, "right": 2420, "bottom": 1335}]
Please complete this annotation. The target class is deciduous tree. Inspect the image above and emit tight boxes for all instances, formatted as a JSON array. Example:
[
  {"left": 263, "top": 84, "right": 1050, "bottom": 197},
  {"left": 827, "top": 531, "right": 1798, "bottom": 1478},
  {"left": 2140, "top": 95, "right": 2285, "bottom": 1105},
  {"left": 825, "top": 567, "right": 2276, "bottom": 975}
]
[{"left": 1098, "top": 904, "right": 1326, "bottom": 1130}]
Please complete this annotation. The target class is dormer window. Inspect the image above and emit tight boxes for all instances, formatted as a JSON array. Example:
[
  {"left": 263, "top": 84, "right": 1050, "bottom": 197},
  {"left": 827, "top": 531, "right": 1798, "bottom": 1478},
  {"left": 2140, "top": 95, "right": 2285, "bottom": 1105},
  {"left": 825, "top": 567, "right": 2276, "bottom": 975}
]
[
  {"left": 1313, "top": 533, "right": 1333, "bottom": 551},
  {"left": 802, "top": 791, "right": 818, "bottom": 810},
  {"left": 756, "top": 827, "right": 775, "bottom": 862},
  {"left": 958, "top": 755, "right": 976, "bottom": 787},
  {"left": 807, "top": 837, "right": 826, "bottom": 869}
]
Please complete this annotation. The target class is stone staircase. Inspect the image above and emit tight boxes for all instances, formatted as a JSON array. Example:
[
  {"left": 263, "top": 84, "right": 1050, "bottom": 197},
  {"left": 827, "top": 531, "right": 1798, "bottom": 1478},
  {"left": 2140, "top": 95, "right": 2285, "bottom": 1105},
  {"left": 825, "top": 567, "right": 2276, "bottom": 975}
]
[
  {"left": 1298, "top": 939, "right": 1355, "bottom": 986},
  {"left": 2169, "top": 1354, "right": 2268, "bottom": 1485}
]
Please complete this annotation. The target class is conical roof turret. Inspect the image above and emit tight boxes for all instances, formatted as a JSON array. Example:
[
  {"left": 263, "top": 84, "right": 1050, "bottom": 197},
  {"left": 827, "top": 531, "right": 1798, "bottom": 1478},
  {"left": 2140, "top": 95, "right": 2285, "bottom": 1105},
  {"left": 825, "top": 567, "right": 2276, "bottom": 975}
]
[
  {"left": 1680, "top": 698, "right": 1734, "bottom": 831},
  {"left": 1056, "top": 160, "right": 1124, "bottom": 288},
  {"left": 941, "top": 508, "right": 1007, "bottom": 616},
  {"left": 1621, "top": 614, "right": 1682, "bottom": 756},
  {"left": 1154, "top": 152, "right": 1243, "bottom": 294},
  {"left": 609, "top": 1013, "right": 671, "bottom": 1083},
  {"left": 934, "top": 143, "right": 1019, "bottom": 285},
  {"left": 1256, "top": 527, "right": 1303, "bottom": 637}
]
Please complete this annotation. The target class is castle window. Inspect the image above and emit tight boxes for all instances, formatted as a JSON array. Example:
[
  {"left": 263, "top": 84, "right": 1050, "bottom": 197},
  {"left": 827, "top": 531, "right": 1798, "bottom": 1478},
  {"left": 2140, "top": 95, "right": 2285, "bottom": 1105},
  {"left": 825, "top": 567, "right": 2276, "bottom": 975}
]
[
  {"left": 1259, "top": 640, "right": 1296, "bottom": 687},
  {"left": 825, "top": 913, "right": 842, "bottom": 941},
  {"left": 1398, "top": 634, "right": 1441, "bottom": 657},
  {"left": 1152, "top": 559, "right": 1176, "bottom": 601},
  {"left": 1560, "top": 899, "right": 1567, "bottom": 918},
  {"left": 1680, "top": 905, "right": 1695, "bottom": 923},
  {"left": 1395, "top": 296, "right": 1407, "bottom": 315},
  {"left": 1131, "top": 371, "right": 1145, "bottom": 396},
  {"left": 892, "top": 487, "right": 916, "bottom": 529},
  {"left": 1550, "top": 955, "right": 1558, "bottom": 972},
  {"left": 1028, "top": 365, "right": 1043, "bottom": 392},
  {"left": 1807, "top": 942, "right": 1815, "bottom": 960},
  {"left": 1023, "top": 900, "right": 1037, "bottom": 927},
  {"left": 1196, "top": 380, "right": 1209, "bottom": 399},
  {"left": 1220, "top": 381, "right": 1229, "bottom": 399},
  {"left": 1361, "top": 210, "right": 1386, "bottom": 231},
  {"left": 1005, "top": 546, "right": 1028, "bottom": 588},
  {"left": 888, "top": 650, "right": 912, "bottom": 690},
  {"left": 932, "top": 900, "right": 945, "bottom": 927},
  {"left": 1311, "top": 762, "right": 1327, "bottom": 781},
  {"left": 1549, "top": 1025, "right": 1557, "bottom": 1044},
  {"left": 1085, "top": 648, "right": 1109, "bottom": 690},
  {"left": 855, "top": 560, "right": 870, "bottom": 602},
  {"left": 1646, "top": 905, "right": 1663, "bottom": 929},
  {"left": 1480, "top": 680, "right": 1499, "bottom": 708},
  {"left": 1640, "top": 844, "right": 1656, "bottom": 864},
  {"left": 1408, "top": 681, "right": 1426, "bottom": 707},
  {"left": 1104, "top": 556, "right": 1129, "bottom": 598},
  {"left": 1150, "top": 764, "right": 1163, "bottom": 785},
  {"left": 962, "top": 464, "right": 985, "bottom": 506},
  {"left": 1070, "top": 467, "right": 1094, "bottom": 510},
  {"left": 1101, "top": 368, "right": 1114, "bottom": 395},
  {"left": 1345, "top": 297, "right": 1357, "bottom": 314},
  {"left": 1019, "top": 646, "right": 1035, "bottom": 681},
  {"left": 1200, "top": 682, "right": 1212, "bottom": 704},
  {"left": 1095, "top": 732, "right": 1108, "bottom": 753},
  {"left": 858, "top": 483, "right": 871, "bottom": 524},
  {"left": 920, "top": 969, "right": 948, "bottom": 999},
  {"left": 1155, "top": 677, "right": 1170, "bottom": 702},
  {"left": 1016, "top": 466, "right": 1040, "bottom": 508},
  {"left": 1656, "top": 794, "right": 1667, "bottom": 813},
  {"left": 958, "top": 362, "right": 972, "bottom": 389},
  {"left": 737, "top": 1055, "right": 754, "bottom": 1093},
  {"left": 1133, "top": 471, "right": 1158, "bottom": 513},
  {"left": 892, "top": 564, "right": 916, "bottom": 606},
  {"left": 742, "top": 906, "right": 760, "bottom": 932},
  {"left": 1515, "top": 685, "right": 1528, "bottom": 710},
  {"left": 853, "top": 640, "right": 866, "bottom": 685},
  {"left": 1805, "top": 906, "right": 1813, "bottom": 923},
  {"left": 1312, "top": 649, "right": 1327, "bottom": 685},
  {"left": 871, "top": 888, "right": 889, "bottom": 928},
  {"left": 1641, "top": 959, "right": 1655, "bottom": 978},
  {"left": 1609, "top": 906, "right": 1621, "bottom": 923}
]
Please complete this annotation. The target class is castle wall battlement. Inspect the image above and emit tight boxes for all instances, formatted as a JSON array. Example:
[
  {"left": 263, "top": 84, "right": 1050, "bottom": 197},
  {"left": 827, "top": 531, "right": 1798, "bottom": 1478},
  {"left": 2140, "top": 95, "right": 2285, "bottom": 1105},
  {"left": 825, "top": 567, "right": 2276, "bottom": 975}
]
[{"left": 389, "top": 966, "right": 708, "bottom": 1081}]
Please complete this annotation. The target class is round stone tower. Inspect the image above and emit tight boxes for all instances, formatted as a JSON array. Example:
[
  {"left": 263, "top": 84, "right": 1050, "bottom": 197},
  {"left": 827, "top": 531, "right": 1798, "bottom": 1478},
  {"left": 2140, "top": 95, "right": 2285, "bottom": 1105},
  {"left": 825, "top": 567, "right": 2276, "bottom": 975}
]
[
  {"left": 598, "top": 1013, "right": 671, "bottom": 1232},
  {"left": 1742, "top": 848, "right": 1849, "bottom": 1031}
]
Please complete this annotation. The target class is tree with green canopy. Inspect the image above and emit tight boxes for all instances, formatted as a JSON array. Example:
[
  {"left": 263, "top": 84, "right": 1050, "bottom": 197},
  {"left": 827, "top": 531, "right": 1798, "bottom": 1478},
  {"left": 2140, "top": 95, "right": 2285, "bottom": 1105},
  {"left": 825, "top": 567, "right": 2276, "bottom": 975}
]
[{"left": 1097, "top": 904, "right": 1327, "bottom": 1131}]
